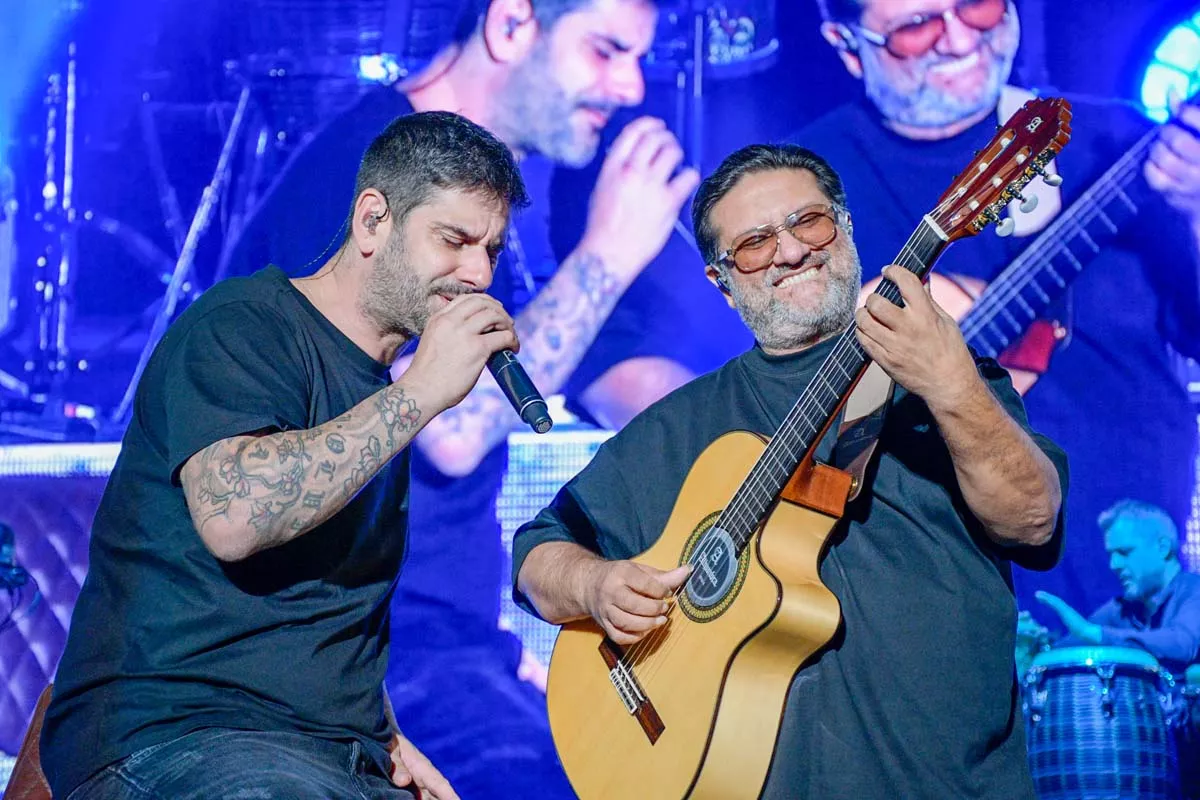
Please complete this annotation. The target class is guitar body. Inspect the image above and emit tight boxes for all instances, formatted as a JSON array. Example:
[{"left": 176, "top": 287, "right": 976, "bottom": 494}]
[
  {"left": 546, "top": 431, "right": 844, "bottom": 799},
  {"left": 543, "top": 97, "right": 1073, "bottom": 800}
]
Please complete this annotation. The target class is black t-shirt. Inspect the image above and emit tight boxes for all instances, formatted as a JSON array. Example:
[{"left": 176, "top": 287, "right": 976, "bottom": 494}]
[
  {"left": 793, "top": 97, "right": 1200, "bottom": 616},
  {"left": 224, "top": 87, "right": 748, "bottom": 650},
  {"left": 512, "top": 341, "right": 1068, "bottom": 798},
  {"left": 41, "top": 267, "right": 406, "bottom": 798}
]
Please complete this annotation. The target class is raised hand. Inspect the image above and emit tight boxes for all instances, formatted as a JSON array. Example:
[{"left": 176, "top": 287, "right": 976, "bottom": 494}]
[
  {"left": 580, "top": 117, "right": 700, "bottom": 282},
  {"left": 1145, "top": 90, "right": 1200, "bottom": 221},
  {"left": 404, "top": 293, "right": 517, "bottom": 414},
  {"left": 1035, "top": 590, "right": 1102, "bottom": 644},
  {"left": 585, "top": 560, "right": 692, "bottom": 646},
  {"left": 855, "top": 265, "right": 980, "bottom": 409}
]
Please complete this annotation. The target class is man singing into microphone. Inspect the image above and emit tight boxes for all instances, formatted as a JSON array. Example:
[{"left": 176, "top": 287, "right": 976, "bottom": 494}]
[{"left": 40, "top": 111, "right": 524, "bottom": 800}]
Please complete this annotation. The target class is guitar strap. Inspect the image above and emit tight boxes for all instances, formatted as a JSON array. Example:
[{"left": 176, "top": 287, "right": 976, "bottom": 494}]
[
  {"left": 821, "top": 87, "right": 1059, "bottom": 503},
  {"left": 832, "top": 362, "right": 893, "bottom": 502}
]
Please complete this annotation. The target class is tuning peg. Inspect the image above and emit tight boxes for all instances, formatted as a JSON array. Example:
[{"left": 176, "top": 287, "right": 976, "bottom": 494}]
[
  {"left": 1013, "top": 190, "right": 1039, "bottom": 214},
  {"left": 1034, "top": 166, "right": 1063, "bottom": 187},
  {"left": 995, "top": 217, "right": 1016, "bottom": 237}
]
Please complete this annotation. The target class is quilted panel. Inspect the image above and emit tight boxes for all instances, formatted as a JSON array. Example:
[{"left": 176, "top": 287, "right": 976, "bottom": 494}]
[{"left": 0, "top": 476, "right": 106, "bottom": 755}]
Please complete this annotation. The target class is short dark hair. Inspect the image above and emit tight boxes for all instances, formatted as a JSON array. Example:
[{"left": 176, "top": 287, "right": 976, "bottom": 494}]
[
  {"left": 691, "top": 143, "right": 848, "bottom": 266},
  {"left": 351, "top": 110, "right": 527, "bottom": 233},
  {"left": 816, "top": 0, "right": 866, "bottom": 24},
  {"left": 450, "top": 0, "right": 652, "bottom": 47}
]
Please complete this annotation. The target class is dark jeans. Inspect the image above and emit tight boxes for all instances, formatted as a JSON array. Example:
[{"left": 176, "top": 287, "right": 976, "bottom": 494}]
[{"left": 65, "top": 729, "right": 417, "bottom": 800}]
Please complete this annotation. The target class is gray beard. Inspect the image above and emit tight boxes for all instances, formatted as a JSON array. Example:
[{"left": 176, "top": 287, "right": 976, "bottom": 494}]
[
  {"left": 726, "top": 247, "right": 862, "bottom": 352},
  {"left": 861, "top": 20, "right": 1017, "bottom": 130},
  {"left": 491, "top": 42, "right": 609, "bottom": 168}
]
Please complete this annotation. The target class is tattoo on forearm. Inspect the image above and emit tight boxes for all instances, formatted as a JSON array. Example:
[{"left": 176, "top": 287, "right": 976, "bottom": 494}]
[
  {"left": 427, "top": 250, "right": 623, "bottom": 453},
  {"left": 183, "top": 385, "right": 424, "bottom": 554}
]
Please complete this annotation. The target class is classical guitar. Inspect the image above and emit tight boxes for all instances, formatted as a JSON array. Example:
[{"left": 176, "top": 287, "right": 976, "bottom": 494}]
[
  {"left": 544, "top": 97, "right": 1073, "bottom": 800},
  {"left": 920, "top": 103, "right": 1172, "bottom": 393}
]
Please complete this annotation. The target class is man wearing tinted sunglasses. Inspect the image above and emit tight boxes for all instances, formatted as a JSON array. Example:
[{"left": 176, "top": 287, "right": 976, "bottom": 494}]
[{"left": 794, "top": 0, "right": 1200, "bottom": 632}]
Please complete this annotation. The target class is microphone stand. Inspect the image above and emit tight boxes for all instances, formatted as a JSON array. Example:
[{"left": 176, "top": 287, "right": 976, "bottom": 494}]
[{"left": 112, "top": 83, "right": 253, "bottom": 424}]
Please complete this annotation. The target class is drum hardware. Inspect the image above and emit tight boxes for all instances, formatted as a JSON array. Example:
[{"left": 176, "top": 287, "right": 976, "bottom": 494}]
[
  {"left": 1023, "top": 646, "right": 1182, "bottom": 800},
  {"left": 112, "top": 81, "right": 253, "bottom": 424},
  {"left": 645, "top": 0, "right": 778, "bottom": 172}
]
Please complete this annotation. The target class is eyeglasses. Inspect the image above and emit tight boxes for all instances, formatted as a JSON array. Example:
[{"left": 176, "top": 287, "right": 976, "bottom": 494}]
[
  {"left": 715, "top": 204, "right": 846, "bottom": 274},
  {"left": 853, "top": 0, "right": 1009, "bottom": 60}
]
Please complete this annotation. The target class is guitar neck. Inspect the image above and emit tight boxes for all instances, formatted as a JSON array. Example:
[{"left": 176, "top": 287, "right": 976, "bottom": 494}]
[
  {"left": 959, "top": 127, "right": 1157, "bottom": 357},
  {"left": 719, "top": 218, "right": 951, "bottom": 550}
]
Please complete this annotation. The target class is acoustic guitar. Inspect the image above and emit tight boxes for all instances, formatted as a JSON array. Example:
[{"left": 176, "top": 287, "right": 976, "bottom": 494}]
[
  {"left": 888, "top": 101, "right": 1172, "bottom": 394},
  {"left": 544, "top": 97, "right": 1073, "bottom": 800}
]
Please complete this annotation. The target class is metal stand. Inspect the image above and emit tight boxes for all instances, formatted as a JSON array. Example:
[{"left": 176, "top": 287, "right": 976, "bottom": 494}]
[
  {"left": 112, "top": 84, "right": 253, "bottom": 423},
  {"left": 25, "top": 41, "right": 82, "bottom": 406}
]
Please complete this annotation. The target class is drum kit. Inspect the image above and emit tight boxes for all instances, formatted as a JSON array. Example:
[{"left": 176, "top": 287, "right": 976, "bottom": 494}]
[{"left": 1022, "top": 646, "right": 1200, "bottom": 800}]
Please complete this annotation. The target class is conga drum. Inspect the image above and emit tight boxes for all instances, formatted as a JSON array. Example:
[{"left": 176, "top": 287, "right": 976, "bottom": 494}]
[
  {"left": 1023, "top": 646, "right": 1180, "bottom": 800},
  {"left": 1180, "top": 664, "right": 1200, "bottom": 800}
]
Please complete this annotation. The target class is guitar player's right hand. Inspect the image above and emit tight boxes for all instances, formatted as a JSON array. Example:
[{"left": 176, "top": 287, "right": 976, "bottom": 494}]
[{"left": 584, "top": 561, "right": 692, "bottom": 646}]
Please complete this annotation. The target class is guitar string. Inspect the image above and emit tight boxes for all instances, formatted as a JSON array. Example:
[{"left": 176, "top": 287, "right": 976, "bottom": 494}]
[
  {"left": 625, "top": 224, "right": 941, "bottom": 687},
  {"left": 618, "top": 132, "right": 1066, "bottom": 683},
  {"left": 958, "top": 130, "right": 1154, "bottom": 352},
  {"left": 620, "top": 212, "right": 950, "bottom": 680}
]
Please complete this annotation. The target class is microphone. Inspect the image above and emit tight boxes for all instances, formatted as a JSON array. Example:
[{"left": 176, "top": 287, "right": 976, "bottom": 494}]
[{"left": 488, "top": 350, "right": 553, "bottom": 434}]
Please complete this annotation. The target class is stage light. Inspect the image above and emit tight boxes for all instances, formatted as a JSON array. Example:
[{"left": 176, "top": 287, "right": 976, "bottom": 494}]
[
  {"left": 357, "top": 55, "right": 402, "bottom": 85},
  {"left": 1140, "top": 10, "right": 1200, "bottom": 121}
]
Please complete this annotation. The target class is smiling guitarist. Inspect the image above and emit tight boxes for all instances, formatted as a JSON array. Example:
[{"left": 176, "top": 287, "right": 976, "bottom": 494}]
[
  {"left": 801, "top": 0, "right": 1200, "bottom": 613},
  {"left": 515, "top": 118, "right": 1070, "bottom": 797}
]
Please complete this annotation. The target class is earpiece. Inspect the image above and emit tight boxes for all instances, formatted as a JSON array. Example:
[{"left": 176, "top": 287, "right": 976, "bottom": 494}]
[
  {"left": 715, "top": 274, "right": 731, "bottom": 294},
  {"left": 364, "top": 206, "right": 389, "bottom": 235}
]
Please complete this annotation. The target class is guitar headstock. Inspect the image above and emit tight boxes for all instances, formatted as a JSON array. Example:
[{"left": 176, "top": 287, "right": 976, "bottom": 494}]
[{"left": 932, "top": 97, "right": 1073, "bottom": 241}]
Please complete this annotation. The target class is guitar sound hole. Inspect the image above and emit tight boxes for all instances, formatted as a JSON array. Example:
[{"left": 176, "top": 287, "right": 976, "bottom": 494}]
[{"left": 685, "top": 527, "right": 739, "bottom": 609}]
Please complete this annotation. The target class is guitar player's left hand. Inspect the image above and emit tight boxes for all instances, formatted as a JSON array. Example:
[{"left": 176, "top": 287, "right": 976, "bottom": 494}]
[
  {"left": 855, "top": 265, "right": 981, "bottom": 409},
  {"left": 1146, "top": 90, "right": 1200, "bottom": 220}
]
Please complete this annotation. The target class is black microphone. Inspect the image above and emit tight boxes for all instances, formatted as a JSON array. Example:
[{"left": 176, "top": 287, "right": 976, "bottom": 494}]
[{"left": 488, "top": 350, "right": 552, "bottom": 434}]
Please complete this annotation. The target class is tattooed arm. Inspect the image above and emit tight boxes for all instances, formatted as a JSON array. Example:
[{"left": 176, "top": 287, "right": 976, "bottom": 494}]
[
  {"left": 415, "top": 118, "right": 701, "bottom": 476},
  {"left": 181, "top": 293, "right": 517, "bottom": 562},
  {"left": 411, "top": 249, "right": 625, "bottom": 476}
]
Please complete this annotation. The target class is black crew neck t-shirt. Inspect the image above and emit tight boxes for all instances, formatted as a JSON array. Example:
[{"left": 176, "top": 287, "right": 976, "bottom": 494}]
[
  {"left": 513, "top": 341, "right": 1068, "bottom": 798},
  {"left": 41, "top": 267, "right": 407, "bottom": 798}
]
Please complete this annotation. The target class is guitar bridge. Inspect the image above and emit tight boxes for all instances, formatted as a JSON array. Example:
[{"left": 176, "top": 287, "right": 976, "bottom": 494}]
[{"left": 599, "top": 638, "right": 666, "bottom": 744}]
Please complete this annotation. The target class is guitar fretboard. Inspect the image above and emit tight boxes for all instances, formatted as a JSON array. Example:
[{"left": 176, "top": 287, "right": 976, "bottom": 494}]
[
  {"left": 960, "top": 128, "right": 1156, "bottom": 357},
  {"left": 718, "top": 218, "right": 950, "bottom": 552}
]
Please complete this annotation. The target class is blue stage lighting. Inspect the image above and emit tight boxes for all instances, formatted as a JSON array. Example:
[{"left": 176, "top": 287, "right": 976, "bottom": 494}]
[{"left": 1141, "top": 10, "right": 1200, "bottom": 121}]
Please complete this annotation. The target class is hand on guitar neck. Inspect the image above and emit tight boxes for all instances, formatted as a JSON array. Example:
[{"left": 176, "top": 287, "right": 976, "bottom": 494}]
[{"left": 860, "top": 272, "right": 1053, "bottom": 395}]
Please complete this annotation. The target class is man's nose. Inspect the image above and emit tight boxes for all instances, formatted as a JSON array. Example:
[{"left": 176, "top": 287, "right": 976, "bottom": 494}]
[
  {"left": 934, "top": 10, "right": 983, "bottom": 58},
  {"left": 610, "top": 59, "right": 646, "bottom": 107},
  {"left": 773, "top": 230, "right": 812, "bottom": 266}
]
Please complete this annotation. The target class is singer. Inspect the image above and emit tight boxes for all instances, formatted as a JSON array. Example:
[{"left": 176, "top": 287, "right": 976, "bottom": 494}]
[{"left": 40, "top": 111, "right": 526, "bottom": 800}]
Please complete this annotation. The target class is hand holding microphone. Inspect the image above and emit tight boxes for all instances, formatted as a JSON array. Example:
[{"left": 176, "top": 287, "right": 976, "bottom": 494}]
[{"left": 407, "top": 293, "right": 551, "bottom": 434}]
